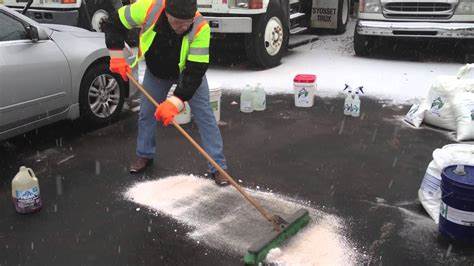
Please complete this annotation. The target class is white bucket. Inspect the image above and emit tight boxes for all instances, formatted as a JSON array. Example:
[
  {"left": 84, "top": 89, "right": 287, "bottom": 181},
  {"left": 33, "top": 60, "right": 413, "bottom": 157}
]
[
  {"left": 209, "top": 88, "right": 222, "bottom": 122},
  {"left": 294, "top": 74, "right": 316, "bottom": 108},
  {"left": 175, "top": 102, "right": 191, "bottom": 125}
]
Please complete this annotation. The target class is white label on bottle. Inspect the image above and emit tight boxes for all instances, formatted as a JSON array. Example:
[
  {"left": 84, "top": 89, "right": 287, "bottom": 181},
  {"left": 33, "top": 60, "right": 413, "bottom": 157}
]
[
  {"left": 241, "top": 101, "right": 252, "bottom": 109},
  {"left": 15, "top": 186, "right": 40, "bottom": 208},
  {"left": 297, "top": 88, "right": 310, "bottom": 104},
  {"left": 440, "top": 202, "right": 474, "bottom": 226}
]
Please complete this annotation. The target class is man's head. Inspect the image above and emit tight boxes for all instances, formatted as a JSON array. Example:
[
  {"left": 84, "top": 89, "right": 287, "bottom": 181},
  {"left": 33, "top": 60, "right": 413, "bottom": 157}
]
[{"left": 166, "top": 0, "right": 196, "bottom": 34}]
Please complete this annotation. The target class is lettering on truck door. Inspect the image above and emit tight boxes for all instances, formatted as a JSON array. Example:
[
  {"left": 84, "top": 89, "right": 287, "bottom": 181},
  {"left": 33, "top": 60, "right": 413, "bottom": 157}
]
[{"left": 311, "top": 0, "right": 338, "bottom": 29}]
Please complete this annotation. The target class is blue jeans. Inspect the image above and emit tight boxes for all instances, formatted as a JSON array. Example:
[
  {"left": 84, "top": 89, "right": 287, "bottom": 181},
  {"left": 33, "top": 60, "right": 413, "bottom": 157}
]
[{"left": 136, "top": 69, "right": 227, "bottom": 173}]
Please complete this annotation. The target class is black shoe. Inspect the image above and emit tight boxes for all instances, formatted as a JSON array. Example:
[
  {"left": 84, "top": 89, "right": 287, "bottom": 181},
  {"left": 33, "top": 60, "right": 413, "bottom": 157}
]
[
  {"left": 130, "top": 157, "right": 153, "bottom": 174},
  {"left": 210, "top": 171, "right": 230, "bottom": 187}
]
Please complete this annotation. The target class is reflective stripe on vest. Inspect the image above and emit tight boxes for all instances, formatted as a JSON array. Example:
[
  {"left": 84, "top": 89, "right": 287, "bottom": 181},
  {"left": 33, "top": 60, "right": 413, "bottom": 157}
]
[
  {"left": 189, "top": 47, "right": 209, "bottom": 55},
  {"left": 189, "top": 14, "right": 207, "bottom": 43},
  {"left": 143, "top": 0, "right": 164, "bottom": 34},
  {"left": 133, "top": 0, "right": 164, "bottom": 66},
  {"left": 123, "top": 5, "right": 139, "bottom": 28}
]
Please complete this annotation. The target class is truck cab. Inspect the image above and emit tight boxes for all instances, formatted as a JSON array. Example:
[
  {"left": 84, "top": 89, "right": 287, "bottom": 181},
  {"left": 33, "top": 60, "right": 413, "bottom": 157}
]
[{"left": 354, "top": 0, "right": 474, "bottom": 56}]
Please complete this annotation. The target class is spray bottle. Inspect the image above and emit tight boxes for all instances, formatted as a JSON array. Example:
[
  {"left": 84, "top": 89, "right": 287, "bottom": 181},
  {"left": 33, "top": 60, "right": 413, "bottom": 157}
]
[
  {"left": 351, "top": 86, "right": 364, "bottom": 118},
  {"left": 343, "top": 84, "right": 353, "bottom": 116}
]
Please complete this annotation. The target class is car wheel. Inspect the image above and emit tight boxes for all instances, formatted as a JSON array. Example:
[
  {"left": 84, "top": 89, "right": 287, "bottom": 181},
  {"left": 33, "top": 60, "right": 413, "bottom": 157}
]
[
  {"left": 245, "top": 3, "right": 289, "bottom": 69},
  {"left": 354, "top": 26, "right": 375, "bottom": 56},
  {"left": 79, "top": 62, "right": 126, "bottom": 125},
  {"left": 336, "top": 0, "right": 350, "bottom": 34}
]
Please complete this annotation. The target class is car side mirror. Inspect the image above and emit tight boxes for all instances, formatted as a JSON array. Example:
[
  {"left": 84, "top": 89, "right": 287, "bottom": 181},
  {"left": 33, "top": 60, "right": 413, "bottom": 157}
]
[{"left": 26, "top": 25, "right": 39, "bottom": 42}]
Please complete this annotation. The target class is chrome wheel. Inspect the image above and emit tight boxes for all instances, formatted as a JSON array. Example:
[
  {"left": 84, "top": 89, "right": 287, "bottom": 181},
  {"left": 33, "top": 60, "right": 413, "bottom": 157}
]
[
  {"left": 264, "top": 17, "right": 284, "bottom": 56},
  {"left": 88, "top": 74, "right": 120, "bottom": 119}
]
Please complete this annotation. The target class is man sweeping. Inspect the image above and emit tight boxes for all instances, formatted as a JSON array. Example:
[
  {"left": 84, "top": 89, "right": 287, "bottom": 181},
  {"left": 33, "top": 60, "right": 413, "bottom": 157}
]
[{"left": 101, "top": 0, "right": 229, "bottom": 186}]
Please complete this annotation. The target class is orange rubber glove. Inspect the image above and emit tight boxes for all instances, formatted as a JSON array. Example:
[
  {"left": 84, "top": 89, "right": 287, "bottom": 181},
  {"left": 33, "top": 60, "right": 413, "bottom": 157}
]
[
  {"left": 109, "top": 51, "right": 131, "bottom": 81},
  {"left": 154, "top": 96, "right": 184, "bottom": 126}
]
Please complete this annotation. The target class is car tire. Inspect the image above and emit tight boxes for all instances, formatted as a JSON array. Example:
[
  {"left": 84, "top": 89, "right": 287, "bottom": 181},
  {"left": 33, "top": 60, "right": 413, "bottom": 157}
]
[
  {"left": 336, "top": 0, "right": 350, "bottom": 34},
  {"left": 353, "top": 26, "right": 375, "bottom": 56},
  {"left": 245, "top": 2, "right": 289, "bottom": 69},
  {"left": 79, "top": 62, "right": 126, "bottom": 125}
]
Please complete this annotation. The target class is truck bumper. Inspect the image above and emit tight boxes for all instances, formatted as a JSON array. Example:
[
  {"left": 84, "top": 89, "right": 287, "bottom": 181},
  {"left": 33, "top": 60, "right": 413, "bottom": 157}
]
[
  {"left": 11, "top": 8, "right": 79, "bottom": 26},
  {"left": 203, "top": 16, "right": 252, "bottom": 33},
  {"left": 357, "top": 20, "right": 474, "bottom": 39}
]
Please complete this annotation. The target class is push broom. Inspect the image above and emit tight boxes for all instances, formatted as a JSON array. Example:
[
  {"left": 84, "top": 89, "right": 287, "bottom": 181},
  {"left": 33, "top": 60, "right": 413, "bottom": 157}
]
[{"left": 127, "top": 73, "right": 310, "bottom": 265}]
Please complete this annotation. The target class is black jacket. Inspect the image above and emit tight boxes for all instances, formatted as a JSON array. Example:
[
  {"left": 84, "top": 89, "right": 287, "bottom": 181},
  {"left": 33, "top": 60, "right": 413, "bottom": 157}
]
[{"left": 101, "top": 12, "right": 208, "bottom": 101}]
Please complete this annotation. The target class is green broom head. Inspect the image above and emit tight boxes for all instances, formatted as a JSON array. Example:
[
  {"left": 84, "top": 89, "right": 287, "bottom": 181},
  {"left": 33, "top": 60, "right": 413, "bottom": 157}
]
[{"left": 243, "top": 209, "right": 310, "bottom": 265}]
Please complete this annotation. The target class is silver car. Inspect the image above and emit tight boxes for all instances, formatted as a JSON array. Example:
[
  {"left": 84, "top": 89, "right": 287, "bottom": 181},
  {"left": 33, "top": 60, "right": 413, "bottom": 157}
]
[{"left": 0, "top": 5, "right": 136, "bottom": 141}]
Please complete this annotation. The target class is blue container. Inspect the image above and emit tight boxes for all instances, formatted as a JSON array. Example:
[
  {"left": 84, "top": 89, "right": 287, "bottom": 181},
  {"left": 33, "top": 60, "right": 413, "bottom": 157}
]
[{"left": 439, "top": 165, "right": 474, "bottom": 243}]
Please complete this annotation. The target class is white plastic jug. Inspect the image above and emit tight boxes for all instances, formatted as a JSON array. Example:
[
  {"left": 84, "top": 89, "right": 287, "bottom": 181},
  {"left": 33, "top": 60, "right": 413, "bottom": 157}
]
[
  {"left": 253, "top": 83, "right": 266, "bottom": 111},
  {"left": 240, "top": 85, "right": 254, "bottom": 113},
  {"left": 175, "top": 102, "right": 191, "bottom": 125},
  {"left": 12, "top": 166, "right": 43, "bottom": 214}
]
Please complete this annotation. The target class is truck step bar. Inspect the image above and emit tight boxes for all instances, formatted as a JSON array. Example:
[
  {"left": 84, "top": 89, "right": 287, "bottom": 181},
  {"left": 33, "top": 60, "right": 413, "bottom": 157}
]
[
  {"left": 288, "top": 34, "right": 319, "bottom": 49},
  {"left": 290, "top": 12, "right": 306, "bottom": 20},
  {"left": 290, "top": 26, "right": 308, "bottom": 35}
]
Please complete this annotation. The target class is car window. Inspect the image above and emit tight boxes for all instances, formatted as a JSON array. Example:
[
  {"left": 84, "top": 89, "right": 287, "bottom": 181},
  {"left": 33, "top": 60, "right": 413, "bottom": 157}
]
[{"left": 0, "top": 12, "right": 28, "bottom": 42}]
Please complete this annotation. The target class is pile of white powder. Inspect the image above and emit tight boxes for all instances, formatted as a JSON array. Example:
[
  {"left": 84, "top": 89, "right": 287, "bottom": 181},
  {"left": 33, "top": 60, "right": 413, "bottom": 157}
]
[{"left": 125, "top": 174, "right": 360, "bottom": 265}]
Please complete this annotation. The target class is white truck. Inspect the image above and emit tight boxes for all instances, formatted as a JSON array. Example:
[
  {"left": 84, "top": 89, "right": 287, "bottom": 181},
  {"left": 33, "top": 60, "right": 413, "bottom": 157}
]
[
  {"left": 355, "top": 0, "right": 474, "bottom": 57},
  {"left": 3, "top": 0, "right": 352, "bottom": 68}
]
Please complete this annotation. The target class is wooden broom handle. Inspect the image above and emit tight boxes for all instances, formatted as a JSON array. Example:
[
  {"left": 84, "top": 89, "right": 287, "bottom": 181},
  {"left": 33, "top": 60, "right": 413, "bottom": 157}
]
[{"left": 127, "top": 73, "right": 281, "bottom": 232}]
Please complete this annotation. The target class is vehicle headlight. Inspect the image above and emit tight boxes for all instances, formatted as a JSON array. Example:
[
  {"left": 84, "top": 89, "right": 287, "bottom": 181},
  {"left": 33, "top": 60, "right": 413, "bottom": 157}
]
[
  {"left": 456, "top": 0, "right": 474, "bottom": 14},
  {"left": 232, "top": 0, "right": 263, "bottom": 9},
  {"left": 359, "top": 0, "right": 382, "bottom": 13}
]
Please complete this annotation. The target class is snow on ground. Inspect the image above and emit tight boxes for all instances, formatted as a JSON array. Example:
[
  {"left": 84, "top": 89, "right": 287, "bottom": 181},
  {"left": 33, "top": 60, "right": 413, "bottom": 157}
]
[
  {"left": 205, "top": 22, "right": 463, "bottom": 105},
  {"left": 125, "top": 175, "right": 361, "bottom": 265}
]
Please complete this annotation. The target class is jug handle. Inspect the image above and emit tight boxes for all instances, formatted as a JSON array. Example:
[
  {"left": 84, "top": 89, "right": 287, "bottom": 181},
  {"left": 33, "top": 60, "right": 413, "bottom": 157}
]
[{"left": 26, "top": 168, "right": 36, "bottom": 178}]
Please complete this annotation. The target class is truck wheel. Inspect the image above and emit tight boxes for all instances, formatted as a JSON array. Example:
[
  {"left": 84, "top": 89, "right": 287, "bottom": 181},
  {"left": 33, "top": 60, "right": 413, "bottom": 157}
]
[
  {"left": 245, "top": 3, "right": 289, "bottom": 69},
  {"left": 87, "top": 0, "right": 117, "bottom": 32},
  {"left": 336, "top": 0, "right": 350, "bottom": 34},
  {"left": 79, "top": 62, "right": 126, "bottom": 125},
  {"left": 353, "top": 27, "right": 374, "bottom": 56}
]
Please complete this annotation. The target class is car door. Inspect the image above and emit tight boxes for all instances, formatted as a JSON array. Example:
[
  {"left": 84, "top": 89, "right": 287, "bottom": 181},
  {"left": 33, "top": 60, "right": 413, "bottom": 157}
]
[{"left": 0, "top": 10, "right": 70, "bottom": 135}]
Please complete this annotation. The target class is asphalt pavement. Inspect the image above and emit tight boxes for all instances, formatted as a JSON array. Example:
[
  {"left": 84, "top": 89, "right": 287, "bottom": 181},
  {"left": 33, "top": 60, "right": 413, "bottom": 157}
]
[{"left": 1, "top": 95, "right": 473, "bottom": 265}]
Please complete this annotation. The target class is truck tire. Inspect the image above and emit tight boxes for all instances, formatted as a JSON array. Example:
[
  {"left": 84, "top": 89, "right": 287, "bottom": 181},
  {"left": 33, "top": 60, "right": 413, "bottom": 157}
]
[
  {"left": 79, "top": 61, "right": 126, "bottom": 125},
  {"left": 336, "top": 0, "right": 350, "bottom": 34},
  {"left": 85, "top": 0, "right": 120, "bottom": 32},
  {"left": 245, "top": 3, "right": 289, "bottom": 69},
  {"left": 353, "top": 27, "right": 374, "bottom": 56}
]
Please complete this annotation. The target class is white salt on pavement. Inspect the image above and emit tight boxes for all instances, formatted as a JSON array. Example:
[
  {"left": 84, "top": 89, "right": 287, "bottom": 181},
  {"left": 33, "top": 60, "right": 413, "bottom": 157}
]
[{"left": 125, "top": 175, "right": 360, "bottom": 265}]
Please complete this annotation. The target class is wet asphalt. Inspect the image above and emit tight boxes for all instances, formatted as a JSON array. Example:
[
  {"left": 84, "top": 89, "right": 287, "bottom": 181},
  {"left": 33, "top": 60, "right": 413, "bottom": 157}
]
[{"left": 1, "top": 94, "right": 473, "bottom": 265}]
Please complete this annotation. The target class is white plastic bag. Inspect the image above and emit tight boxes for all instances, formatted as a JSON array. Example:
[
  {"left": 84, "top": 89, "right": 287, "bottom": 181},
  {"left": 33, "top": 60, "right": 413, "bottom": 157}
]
[
  {"left": 404, "top": 101, "right": 429, "bottom": 128},
  {"left": 418, "top": 144, "right": 474, "bottom": 223},
  {"left": 423, "top": 76, "right": 459, "bottom": 131},
  {"left": 452, "top": 90, "right": 474, "bottom": 141},
  {"left": 451, "top": 65, "right": 474, "bottom": 141}
]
